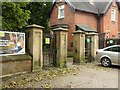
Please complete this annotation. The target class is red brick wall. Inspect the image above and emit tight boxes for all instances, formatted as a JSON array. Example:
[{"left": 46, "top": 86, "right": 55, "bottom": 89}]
[
  {"left": 101, "top": 0, "right": 119, "bottom": 38},
  {"left": 118, "top": 10, "right": 120, "bottom": 38},
  {"left": 50, "top": 3, "right": 97, "bottom": 50},
  {"left": 74, "top": 11, "right": 97, "bottom": 31},
  {"left": 50, "top": 3, "right": 74, "bottom": 26},
  {"left": 50, "top": 3, "right": 75, "bottom": 50},
  {"left": 1, "top": 54, "right": 32, "bottom": 77},
  {"left": 119, "top": 10, "right": 120, "bottom": 32},
  {"left": 50, "top": 1, "right": 120, "bottom": 50},
  {"left": 2, "top": 59, "right": 31, "bottom": 76},
  {"left": 99, "top": 15, "right": 104, "bottom": 33}
]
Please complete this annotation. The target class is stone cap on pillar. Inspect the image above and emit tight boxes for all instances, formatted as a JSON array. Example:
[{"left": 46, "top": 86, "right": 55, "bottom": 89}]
[
  {"left": 73, "top": 31, "right": 85, "bottom": 34},
  {"left": 25, "top": 24, "right": 44, "bottom": 30},
  {"left": 51, "top": 24, "right": 68, "bottom": 32}
]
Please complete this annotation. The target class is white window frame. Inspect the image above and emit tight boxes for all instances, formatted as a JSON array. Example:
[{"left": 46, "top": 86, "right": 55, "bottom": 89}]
[
  {"left": 111, "top": 9, "right": 116, "bottom": 22},
  {"left": 58, "top": 5, "right": 65, "bottom": 19}
]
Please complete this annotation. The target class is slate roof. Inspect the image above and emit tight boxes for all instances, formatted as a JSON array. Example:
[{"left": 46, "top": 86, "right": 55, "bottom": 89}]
[
  {"left": 116, "top": 0, "right": 120, "bottom": 9},
  {"left": 49, "top": 0, "right": 120, "bottom": 18},
  {"left": 51, "top": 0, "right": 120, "bottom": 15},
  {"left": 76, "top": 24, "right": 97, "bottom": 32},
  {"left": 67, "top": 0, "right": 112, "bottom": 14}
]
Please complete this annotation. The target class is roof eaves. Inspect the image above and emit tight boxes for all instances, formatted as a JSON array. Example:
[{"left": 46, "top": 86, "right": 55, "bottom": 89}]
[
  {"left": 102, "top": 0, "right": 113, "bottom": 14},
  {"left": 65, "top": 0, "right": 76, "bottom": 10},
  {"left": 65, "top": 1, "right": 100, "bottom": 14},
  {"left": 49, "top": 2, "right": 56, "bottom": 18},
  {"left": 116, "top": 1, "right": 120, "bottom": 10},
  {"left": 76, "top": 24, "right": 97, "bottom": 32}
]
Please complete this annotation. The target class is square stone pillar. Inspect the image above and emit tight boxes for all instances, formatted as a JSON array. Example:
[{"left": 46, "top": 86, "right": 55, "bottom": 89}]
[
  {"left": 25, "top": 24, "right": 44, "bottom": 71},
  {"left": 52, "top": 28, "right": 68, "bottom": 68},
  {"left": 90, "top": 33, "right": 99, "bottom": 60},
  {"left": 73, "top": 31, "right": 85, "bottom": 64}
]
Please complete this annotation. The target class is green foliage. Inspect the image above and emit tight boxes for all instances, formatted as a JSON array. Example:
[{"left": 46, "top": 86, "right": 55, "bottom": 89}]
[
  {"left": 0, "top": 2, "right": 2, "bottom": 29},
  {"left": 26, "top": 2, "right": 52, "bottom": 33},
  {"left": 2, "top": 2, "right": 30, "bottom": 31},
  {"left": 2, "top": 2, "right": 53, "bottom": 32}
]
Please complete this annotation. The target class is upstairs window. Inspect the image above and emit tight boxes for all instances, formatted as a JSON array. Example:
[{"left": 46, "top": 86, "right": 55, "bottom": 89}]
[
  {"left": 58, "top": 5, "right": 64, "bottom": 19},
  {"left": 111, "top": 9, "right": 116, "bottom": 22}
]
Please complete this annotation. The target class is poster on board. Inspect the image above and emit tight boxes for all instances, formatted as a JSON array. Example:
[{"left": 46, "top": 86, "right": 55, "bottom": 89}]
[{"left": 0, "top": 31, "right": 25, "bottom": 56}]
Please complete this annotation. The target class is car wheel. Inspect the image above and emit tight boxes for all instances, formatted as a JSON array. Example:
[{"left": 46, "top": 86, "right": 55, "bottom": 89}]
[{"left": 101, "top": 58, "right": 111, "bottom": 67}]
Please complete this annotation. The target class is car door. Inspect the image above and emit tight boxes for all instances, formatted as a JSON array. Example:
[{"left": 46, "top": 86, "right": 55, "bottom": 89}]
[{"left": 104, "top": 46, "right": 119, "bottom": 64}]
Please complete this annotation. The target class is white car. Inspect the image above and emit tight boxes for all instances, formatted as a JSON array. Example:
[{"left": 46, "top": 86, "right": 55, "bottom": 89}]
[{"left": 95, "top": 45, "right": 120, "bottom": 67}]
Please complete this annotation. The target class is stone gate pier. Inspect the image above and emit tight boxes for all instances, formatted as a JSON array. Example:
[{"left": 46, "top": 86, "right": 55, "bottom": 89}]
[{"left": 51, "top": 24, "right": 68, "bottom": 68}]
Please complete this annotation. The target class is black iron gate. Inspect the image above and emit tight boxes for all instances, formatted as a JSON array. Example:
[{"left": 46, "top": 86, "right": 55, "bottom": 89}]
[{"left": 43, "top": 33, "right": 56, "bottom": 67}]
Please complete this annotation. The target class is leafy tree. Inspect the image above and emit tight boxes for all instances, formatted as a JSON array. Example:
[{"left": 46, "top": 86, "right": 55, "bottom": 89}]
[
  {"left": 2, "top": 2, "right": 30, "bottom": 31},
  {"left": 26, "top": 2, "right": 52, "bottom": 33},
  {"left": 2, "top": 2, "right": 53, "bottom": 32},
  {"left": 0, "top": 2, "right": 2, "bottom": 29}
]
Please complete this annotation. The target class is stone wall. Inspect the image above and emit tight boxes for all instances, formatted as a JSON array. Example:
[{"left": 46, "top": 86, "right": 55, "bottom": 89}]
[{"left": 1, "top": 54, "right": 32, "bottom": 77}]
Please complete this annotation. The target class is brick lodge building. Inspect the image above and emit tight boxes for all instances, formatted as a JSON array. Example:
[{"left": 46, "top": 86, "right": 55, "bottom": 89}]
[{"left": 50, "top": 0, "right": 120, "bottom": 52}]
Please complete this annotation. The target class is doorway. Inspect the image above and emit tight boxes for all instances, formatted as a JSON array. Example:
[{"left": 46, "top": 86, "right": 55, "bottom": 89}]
[{"left": 85, "top": 36, "right": 92, "bottom": 62}]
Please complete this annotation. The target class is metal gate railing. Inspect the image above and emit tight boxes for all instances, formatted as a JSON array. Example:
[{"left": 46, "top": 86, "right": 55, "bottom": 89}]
[
  {"left": 43, "top": 48, "right": 56, "bottom": 67},
  {"left": 43, "top": 33, "right": 56, "bottom": 67},
  {"left": 85, "top": 49, "right": 91, "bottom": 60}
]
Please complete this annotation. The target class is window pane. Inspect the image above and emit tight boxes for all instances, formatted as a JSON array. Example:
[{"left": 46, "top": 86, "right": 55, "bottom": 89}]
[
  {"left": 111, "top": 9, "right": 116, "bottom": 21},
  {"left": 105, "top": 47, "right": 119, "bottom": 52},
  {"left": 60, "top": 9, "right": 64, "bottom": 17},
  {"left": 58, "top": 5, "right": 64, "bottom": 19}
]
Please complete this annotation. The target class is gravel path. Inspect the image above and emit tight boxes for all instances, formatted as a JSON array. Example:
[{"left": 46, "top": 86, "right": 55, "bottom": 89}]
[{"left": 2, "top": 58, "right": 119, "bottom": 88}]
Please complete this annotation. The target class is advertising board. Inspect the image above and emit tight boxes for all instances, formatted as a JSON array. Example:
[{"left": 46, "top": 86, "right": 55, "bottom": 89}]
[{"left": 0, "top": 31, "right": 25, "bottom": 56}]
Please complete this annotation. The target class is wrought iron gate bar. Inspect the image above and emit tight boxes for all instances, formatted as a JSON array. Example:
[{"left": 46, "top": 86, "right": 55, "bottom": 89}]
[{"left": 43, "top": 33, "right": 56, "bottom": 67}]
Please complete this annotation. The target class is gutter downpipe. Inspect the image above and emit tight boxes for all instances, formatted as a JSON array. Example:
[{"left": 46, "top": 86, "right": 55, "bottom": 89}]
[
  {"left": 97, "top": 8, "right": 100, "bottom": 33},
  {"left": 97, "top": 9, "right": 106, "bottom": 48},
  {"left": 96, "top": 8, "right": 103, "bottom": 49}
]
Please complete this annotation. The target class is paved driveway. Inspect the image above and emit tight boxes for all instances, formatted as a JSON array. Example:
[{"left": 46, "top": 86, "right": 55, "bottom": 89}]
[
  {"left": 2, "top": 58, "right": 119, "bottom": 88},
  {"left": 51, "top": 63, "right": 119, "bottom": 88}
]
